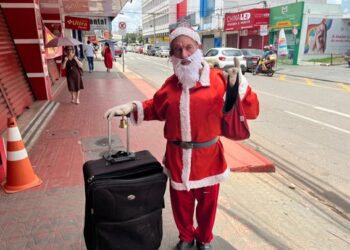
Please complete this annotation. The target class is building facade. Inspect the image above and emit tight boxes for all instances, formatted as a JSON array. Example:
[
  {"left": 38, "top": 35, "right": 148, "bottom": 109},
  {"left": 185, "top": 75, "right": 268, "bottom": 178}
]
[
  {"left": 0, "top": 0, "right": 128, "bottom": 134},
  {"left": 142, "top": 0, "right": 170, "bottom": 44},
  {"left": 159, "top": 0, "right": 349, "bottom": 65}
]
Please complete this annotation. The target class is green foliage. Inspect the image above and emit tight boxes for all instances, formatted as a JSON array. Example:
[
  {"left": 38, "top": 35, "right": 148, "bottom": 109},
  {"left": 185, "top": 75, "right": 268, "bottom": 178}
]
[
  {"left": 307, "top": 56, "right": 345, "bottom": 65},
  {"left": 137, "top": 33, "right": 145, "bottom": 44},
  {"left": 124, "top": 33, "right": 137, "bottom": 44},
  {"left": 124, "top": 32, "right": 145, "bottom": 44}
]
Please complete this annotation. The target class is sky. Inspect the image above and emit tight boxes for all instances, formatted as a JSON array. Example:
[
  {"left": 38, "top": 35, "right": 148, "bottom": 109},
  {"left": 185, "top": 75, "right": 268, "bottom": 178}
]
[{"left": 112, "top": 0, "right": 142, "bottom": 33}]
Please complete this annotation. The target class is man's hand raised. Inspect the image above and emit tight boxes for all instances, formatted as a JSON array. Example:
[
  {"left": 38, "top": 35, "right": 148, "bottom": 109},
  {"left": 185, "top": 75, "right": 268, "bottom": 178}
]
[{"left": 223, "top": 57, "right": 242, "bottom": 87}]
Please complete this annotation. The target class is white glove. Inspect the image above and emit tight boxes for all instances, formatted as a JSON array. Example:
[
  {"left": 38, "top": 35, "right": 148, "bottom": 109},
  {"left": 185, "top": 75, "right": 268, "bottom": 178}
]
[
  {"left": 223, "top": 57, "right": 242, "bottom": 87},
  {"left": 104, "top": 102, "right": 135, "bottom": 119}
]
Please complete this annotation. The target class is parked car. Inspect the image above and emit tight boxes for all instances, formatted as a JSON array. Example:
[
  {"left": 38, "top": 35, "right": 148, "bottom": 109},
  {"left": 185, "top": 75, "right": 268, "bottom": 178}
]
[
  {"left": 147, "top": 46, "right": 160, "bottom": 56},
  {"left": 240, "top": 48, "right": 264, "bottom": 72},
  {"left": 204, "top": 47, "right": 247, "bottom": 74},
  {"left": 133, "top": 45, "right": 142, "bottom": 53},
  {"left": 155, "top": 46, "right": 170, "bottom": 57},
  {"left": 143, "top": 44, "right": 152, "bottom": 55},
  {"left": 114, "top": 46, "right": 123, "bottom": 57},
  {"left": 344, "top": 49, "right": 350, "bottom": 67}
]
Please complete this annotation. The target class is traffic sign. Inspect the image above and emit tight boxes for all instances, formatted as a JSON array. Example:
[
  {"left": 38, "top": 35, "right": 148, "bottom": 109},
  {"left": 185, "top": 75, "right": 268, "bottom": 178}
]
[
  {"left": 119, "top": 21, "right": 126, "bottom": 30},
  {"left": 260, "top": 25, "right": 268, "bottom": 36}
]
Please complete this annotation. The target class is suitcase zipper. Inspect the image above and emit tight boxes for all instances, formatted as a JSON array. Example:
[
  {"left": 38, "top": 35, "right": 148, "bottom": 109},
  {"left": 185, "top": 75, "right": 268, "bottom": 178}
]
[
  {"left": 87, "top": 168, "right": 163, "bottom": 184},
  {"left": 90, "top": 173, "right": 166, "bottom": 189}
]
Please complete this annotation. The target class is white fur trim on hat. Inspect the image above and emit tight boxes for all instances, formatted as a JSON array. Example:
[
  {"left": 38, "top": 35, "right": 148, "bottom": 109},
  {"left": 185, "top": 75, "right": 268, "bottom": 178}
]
[{"left": 170, "top": 27, "right": 201, "bottom": 45}]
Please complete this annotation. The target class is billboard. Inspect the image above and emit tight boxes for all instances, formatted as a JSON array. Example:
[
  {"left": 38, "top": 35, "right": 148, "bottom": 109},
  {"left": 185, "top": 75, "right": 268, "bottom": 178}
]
[
  {"left": 304, "top": 18, "right": 350, "bottom": 55},
  {"left": 270, "top": 2, "right": 304, "bottom": 31},
  {"left": 224, "top": 9, "right": 270, "bottom": 31}
]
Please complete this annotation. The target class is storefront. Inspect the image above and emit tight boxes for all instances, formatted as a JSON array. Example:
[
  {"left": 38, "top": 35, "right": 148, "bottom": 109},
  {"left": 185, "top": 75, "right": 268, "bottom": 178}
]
[
  {"left": 269, "top": 2, "right": 304, "bottom": 65},
  {"left": 0, "top": 8, "right": 34, "bottom": 132},
  {"left": 224, "top": 8, "right": 270, "bottom": 49}
]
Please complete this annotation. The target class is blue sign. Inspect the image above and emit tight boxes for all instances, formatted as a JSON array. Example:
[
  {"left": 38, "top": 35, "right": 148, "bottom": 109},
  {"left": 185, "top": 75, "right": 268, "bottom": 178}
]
[{"left": 200, "top": 0, "right": 215, "bottom": 17}]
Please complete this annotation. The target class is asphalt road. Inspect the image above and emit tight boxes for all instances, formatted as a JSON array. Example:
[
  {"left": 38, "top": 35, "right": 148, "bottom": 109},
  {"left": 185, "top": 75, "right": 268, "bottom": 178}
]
[{"left": 121, "top": 52, "right": 350, "bottom": 218}]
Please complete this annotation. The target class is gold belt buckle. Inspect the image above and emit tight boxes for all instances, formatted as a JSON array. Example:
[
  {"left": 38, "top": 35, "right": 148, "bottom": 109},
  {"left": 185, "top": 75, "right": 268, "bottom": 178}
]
[{"left": 180, "top": 141, "right": 193, "bottom": 149}]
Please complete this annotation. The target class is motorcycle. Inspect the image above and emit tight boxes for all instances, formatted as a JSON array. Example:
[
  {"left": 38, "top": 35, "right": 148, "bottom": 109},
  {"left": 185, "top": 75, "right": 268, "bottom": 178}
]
[{"left": 252, "top": 57, "right": 275, "bottom": 77}]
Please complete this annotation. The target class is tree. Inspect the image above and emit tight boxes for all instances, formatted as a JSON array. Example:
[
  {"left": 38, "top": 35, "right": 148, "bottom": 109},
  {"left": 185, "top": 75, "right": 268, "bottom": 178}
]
[
  {"left": 137, "top": 33, "right": 145, "bottom": 44},
  {"left": 125, "top": 33, "right": 137, "bottom": 44}
]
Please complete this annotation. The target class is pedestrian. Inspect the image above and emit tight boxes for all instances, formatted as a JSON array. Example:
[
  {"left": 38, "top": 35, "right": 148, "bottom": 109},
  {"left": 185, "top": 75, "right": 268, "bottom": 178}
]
[
  {"left": 104, "top": 27, "right": 248, "bottom": 250},
  {"left": 84, "top": 40, "right": 95, "bottom": 73},
  {"left": 61, "top": 46, "right": 84, "bottom": 104},
  {"left": 102, "top": 42, "right": 113, "bottom": 72}
]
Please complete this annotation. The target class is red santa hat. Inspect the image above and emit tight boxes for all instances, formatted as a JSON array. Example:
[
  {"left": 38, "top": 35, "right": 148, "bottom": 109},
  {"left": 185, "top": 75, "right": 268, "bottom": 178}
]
[{"left": 169, "top": 27, "right": 201, "bottom": 45}]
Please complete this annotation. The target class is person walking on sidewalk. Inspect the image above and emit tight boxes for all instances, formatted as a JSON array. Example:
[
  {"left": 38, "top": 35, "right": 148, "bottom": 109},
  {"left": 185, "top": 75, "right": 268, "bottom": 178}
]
[
  {"left": 102, "top": 42, "right": 113, "bottom": 72},
  {"left": 84, "top": 40, "right": 96, "bottom": 73},
  {"left": 62, "top": 46, "right": 84, "bottom": 104},
  {"left": 104, "top": 27, "right": 246, "bottom": 250}
]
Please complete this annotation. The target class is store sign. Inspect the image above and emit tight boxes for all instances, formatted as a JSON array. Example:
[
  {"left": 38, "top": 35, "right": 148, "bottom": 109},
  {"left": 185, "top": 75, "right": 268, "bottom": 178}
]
[
  {"left": 65, "top": 16, "right": 90, "bottom": 31},
  {"left": 270, "top": 2, "right": 304, "bottom": 31},
  {"left": 224, "top": 9, "right": 269, "bottom": 31},
  {"left": 89, "top": 17, "right": 110, "bottom": 31}
]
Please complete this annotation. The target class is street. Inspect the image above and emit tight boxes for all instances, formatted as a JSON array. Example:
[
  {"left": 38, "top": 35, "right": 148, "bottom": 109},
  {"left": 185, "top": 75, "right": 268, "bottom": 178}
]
[{"left": 120, "top": 52, "right": 350, "bottom": 218}]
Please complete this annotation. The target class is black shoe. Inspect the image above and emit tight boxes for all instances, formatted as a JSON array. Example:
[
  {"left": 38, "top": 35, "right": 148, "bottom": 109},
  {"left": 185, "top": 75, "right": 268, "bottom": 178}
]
[
  {"left": 176, "top": 240, "right": 195, "bottom": 250},
  {"left": 196, "top": 241, "right": 213, "bottom": 250}
]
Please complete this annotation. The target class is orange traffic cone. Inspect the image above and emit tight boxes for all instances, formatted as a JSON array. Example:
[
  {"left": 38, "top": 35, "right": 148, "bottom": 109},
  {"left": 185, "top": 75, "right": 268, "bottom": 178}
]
[{"left": 2, "top": 117, "right": 42, "bottom": 193}]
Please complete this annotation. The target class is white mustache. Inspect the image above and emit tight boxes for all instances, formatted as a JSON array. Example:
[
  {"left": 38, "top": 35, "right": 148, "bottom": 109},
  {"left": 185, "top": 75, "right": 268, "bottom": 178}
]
[{"left": 171, "top": 49, "right": 203, "bottom": 88}]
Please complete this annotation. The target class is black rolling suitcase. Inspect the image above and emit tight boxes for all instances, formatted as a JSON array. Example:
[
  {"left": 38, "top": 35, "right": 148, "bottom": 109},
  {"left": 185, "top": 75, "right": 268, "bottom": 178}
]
[{"left": 83, "top": 117, "right": 167, "bottom": 250}]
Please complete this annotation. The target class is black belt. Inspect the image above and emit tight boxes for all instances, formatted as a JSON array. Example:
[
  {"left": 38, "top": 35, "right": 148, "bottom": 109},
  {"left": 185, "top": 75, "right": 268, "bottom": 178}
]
[{"left": 170, "top": 137, "right": 219, "bottom": 149}]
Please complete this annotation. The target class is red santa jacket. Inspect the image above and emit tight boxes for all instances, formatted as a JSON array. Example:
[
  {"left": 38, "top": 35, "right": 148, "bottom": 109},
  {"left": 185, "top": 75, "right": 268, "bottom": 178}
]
[{"left": 131, "top": 65, "right": 258, "bottom": 190}]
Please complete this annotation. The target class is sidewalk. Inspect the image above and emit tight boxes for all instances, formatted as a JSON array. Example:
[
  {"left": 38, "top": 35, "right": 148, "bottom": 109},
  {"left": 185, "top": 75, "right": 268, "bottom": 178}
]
[
  {"left": 0, "top": 60, "right": 349, "bottom": 249},
  {"left": 275, "top": 63, "right": 350, "bottom": 84}
]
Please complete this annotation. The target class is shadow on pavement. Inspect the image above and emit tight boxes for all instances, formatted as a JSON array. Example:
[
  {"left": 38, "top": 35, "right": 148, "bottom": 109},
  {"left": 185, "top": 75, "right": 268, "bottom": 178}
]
[
  {"left": 218, "top": 204, "right": 290, "bottom": 249},
  {"left": 213, "top": 235, "right": 237, "bottom": 249}
]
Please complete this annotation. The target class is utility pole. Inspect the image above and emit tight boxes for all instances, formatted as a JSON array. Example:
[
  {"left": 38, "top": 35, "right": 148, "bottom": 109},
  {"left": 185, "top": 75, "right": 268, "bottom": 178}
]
[{"left": 152, "top": 13, "right": 156, "bottom": 45}]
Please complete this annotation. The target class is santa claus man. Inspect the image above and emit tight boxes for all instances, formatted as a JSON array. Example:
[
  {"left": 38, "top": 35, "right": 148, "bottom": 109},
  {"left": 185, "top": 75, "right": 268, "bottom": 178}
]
[{"left": 104, "top": 27, "right": 251, "bottom": 250}]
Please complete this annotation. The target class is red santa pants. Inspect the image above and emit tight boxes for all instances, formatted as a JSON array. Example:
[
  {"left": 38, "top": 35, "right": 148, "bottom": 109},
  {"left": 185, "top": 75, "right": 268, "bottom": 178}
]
[{"left": 169, "top": 184, "right": 220, "bottom": 243}]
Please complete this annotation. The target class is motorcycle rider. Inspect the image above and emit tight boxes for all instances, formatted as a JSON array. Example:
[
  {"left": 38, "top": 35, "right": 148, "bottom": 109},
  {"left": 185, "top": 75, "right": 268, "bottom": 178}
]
[{"left": 255, "top": 45, "right": 275, "bottom": 73}]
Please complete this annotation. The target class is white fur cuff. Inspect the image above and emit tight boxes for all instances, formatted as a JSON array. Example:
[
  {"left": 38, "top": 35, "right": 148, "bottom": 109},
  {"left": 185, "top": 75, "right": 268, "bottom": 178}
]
[{"left": 130, "top": 101, "right": 144, "bottom": 125}]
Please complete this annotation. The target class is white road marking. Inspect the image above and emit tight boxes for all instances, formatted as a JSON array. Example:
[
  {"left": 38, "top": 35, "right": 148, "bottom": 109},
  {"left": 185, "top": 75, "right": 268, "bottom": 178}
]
[
  {"left": 314, "top": 107, "right": 350, "bottom": 118},
  {"left": 284, "top": 111, "right": 350, "bottom": 135},
  {"left": 259, "top": 91, "right": 349, "bottom": 119},
  {"left": 258, "top": 91, "right": 314, "bottom": 107}
]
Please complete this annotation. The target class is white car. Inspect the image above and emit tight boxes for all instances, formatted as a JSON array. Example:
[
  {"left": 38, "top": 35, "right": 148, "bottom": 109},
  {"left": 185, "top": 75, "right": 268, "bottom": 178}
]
[
  {"left": 204, "top": 47, "right": 247, "bottom": 74},
  {"left": 155, "top": 46, "right": 170, "bottom": 57}
]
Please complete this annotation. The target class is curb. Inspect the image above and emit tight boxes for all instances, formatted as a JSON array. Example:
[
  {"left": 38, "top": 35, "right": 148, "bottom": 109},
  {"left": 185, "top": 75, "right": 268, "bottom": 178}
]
[
  {"left": 228, "top": 142, "right": 275, "bottom": 172},
  {"left": 22, "top": 101, "right": 60, "bottom": 150},
  {"left": 274, "top": 69, "right": 350, "bottom": 85}
]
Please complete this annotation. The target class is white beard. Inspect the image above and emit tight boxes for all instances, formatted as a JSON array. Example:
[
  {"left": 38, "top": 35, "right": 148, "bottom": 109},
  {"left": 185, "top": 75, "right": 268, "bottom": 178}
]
[{"left": 171, "top": 49, "right": 203, "bottom": 88}]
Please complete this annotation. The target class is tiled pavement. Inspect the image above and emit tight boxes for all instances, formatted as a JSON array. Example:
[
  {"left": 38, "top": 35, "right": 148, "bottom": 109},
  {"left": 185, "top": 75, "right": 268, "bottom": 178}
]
[{"left": 0, "top": 60, "right": 349, "bottom": 249}]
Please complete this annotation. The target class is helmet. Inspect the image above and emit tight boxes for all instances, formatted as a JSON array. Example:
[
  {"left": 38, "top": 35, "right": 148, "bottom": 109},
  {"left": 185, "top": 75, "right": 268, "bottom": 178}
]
[{"left": 269, "top": 44, "right": 275, "bottom": 50}]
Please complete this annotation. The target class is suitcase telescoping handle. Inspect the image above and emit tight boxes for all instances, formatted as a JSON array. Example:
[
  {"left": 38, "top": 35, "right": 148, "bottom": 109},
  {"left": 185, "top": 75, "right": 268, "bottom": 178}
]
[{"left": 104, "top": 115, "right": 136, "bottom": 163}]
